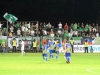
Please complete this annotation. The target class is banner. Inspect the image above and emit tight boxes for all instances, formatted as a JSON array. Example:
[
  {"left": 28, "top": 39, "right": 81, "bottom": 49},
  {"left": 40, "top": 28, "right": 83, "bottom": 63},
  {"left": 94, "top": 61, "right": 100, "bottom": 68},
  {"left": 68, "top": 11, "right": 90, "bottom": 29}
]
[
  {"left": 74, "top": 45, "right": 100, "bottom": 53},
  {"left": 19, "top": 40, "right": 32, "bottom": 50},
  {"left": 81, "top": 37, "right": 93, "bottom": 45},
  {"left": 8, "top": 37, "right": 40, "bottom": 49},
  {"left": 0, "top": 36, "right": 7, "bottom": 39},
  {"left": 8, "top": 37, "right": 19, "bottom": 49}
]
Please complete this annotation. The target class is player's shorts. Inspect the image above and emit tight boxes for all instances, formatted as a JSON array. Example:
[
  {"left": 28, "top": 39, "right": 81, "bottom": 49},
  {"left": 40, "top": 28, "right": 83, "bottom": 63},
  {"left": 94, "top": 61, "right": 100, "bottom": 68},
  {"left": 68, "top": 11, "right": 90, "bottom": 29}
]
[
  {"left": 42, "top": 53, "right": 47, "bottom": 57},
  {"left": 49, "top": 50, "right": 53, "bottom": 54},
  {"left": 65, "top": 52, "right": 71, "bottom": 57},
  {"left": 21, "top": 46, "right": 24, "bottom": 51},
  {"left": 55, "top": 51, "right": 59, "bottom": 54}
]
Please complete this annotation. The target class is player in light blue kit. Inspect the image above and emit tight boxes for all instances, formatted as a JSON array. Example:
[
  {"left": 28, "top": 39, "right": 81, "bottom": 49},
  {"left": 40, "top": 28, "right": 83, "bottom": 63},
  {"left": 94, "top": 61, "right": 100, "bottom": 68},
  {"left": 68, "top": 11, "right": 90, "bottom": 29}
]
[
  {"left": 65, "top": 41, "right": 72, "bottom": 64},
  {"left": 55, "top": 41, "right": 61, "bottom": 60},
  {"left": 48, "top": 39, "right": 54, "bottom": 59},
  {"left": 42, "top": 42, "right": 48, "bottom": 62}
]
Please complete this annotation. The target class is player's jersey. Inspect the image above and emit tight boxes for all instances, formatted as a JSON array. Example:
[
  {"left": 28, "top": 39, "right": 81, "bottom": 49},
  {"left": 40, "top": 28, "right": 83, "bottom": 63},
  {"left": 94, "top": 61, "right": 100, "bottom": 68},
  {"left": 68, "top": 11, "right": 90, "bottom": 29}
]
[
  {"left": 48, "top": 44, "right": 54, "bottom": 50},
  {"left": 48, "top": 41, "right": 53, "bottom": 46},
  {"left": 42, "top": 44, "right": 48, "bottom": 53},
  {"left": 55, "top": 43, "right": 60, "bottom": 51},
  {"left": 65, "top": 43, "right": 71, "bottom": 48},
  {"left": 21, "top": 41, "right": 25, "bottom": 50},
  {"left": 65, "top": 47, "right": 72, "bottom": 53}
]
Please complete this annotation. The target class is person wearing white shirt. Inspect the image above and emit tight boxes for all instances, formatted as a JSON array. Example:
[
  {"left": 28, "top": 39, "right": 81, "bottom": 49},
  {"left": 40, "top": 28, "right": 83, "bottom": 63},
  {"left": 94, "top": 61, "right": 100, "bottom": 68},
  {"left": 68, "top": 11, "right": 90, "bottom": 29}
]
[
  {"left": 93, "top": 27, "right": 96, "bottom": 32},
  {"left": 21, "top": 39, "right": 25, "bottom": 56},
  {"left": 10, "top": 26, "right": 14, "bottom": 33},
  {"left": 96, "top": 32, "right": 99, "bottom": 37},
  {"left": 46, "top": 22, "right": 51, "bottom": 28},
  {"left": 58, "top": 22, "right": 62, "bottom": 28},
  {"left": 0, "top": 22, "right": 3, "bottom": 29},
  {"left": 30, "top": 29, "right": 35, "bottom": 36},
  {"left": 69, "top": 32, "right": 73, "bottom": 38},
  {"left": 27, "top": 22, "right": 31, "bottom": 29},
  {"left": 24, "top": 27, "right": 28, "bottom": 36},
  {"left": 58, "top": 30, "right": 62, "bottom": 34},
  {"left": 58, "top": 29, "right": 62, "bottom": 37},
  {"left": 43, "top": 30, "right": 47, "bottom": 36},
  {"left": 21, "top": 25, "right": 25, "bottom": 36},
  {"left": 17, "top": 28, "right": 21, "bottom": 36}
]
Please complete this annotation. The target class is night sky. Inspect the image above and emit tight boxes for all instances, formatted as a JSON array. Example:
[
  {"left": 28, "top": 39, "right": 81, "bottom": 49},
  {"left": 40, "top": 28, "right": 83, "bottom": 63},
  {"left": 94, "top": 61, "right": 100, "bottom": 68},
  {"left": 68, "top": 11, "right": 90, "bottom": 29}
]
[{"left": 0, "top": 0, "right": 100, "bottom": 26}]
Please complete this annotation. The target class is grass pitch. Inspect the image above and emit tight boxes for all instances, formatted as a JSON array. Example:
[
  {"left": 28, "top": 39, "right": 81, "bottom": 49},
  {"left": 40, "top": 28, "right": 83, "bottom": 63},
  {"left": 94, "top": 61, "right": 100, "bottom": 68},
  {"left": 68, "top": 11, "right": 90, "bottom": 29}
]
[{"left": 0, "top": 53, "right": 100, "bottom": 75}]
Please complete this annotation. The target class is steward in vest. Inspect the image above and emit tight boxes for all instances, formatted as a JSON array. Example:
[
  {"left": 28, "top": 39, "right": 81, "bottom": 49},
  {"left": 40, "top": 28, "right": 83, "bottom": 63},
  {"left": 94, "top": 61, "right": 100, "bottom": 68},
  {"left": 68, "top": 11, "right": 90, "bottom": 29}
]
[
  {"left": 1, "top": 39, "right": 7, "bottom": 54},
  {"left": 32, "top": 39, "right": 37, "bottom": 53},
  {"left": 70, "top": 38, "right": 74, "bottom": 53},
  {"left": 12, "top": 38, "right": 17, "bottom": 52},
  {"left": 84, "top": 40, "right": 88, "bottom": 53}
]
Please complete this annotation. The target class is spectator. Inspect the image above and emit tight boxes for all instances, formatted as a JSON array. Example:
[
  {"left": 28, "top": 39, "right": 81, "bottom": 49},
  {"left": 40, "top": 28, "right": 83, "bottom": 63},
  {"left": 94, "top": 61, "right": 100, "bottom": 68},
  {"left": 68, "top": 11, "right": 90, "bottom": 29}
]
[
  {"left": 69, "top": 32, "right": 73, "bottom": 38},
  {"left": 10, "top": 26, "right": 14, "bottom": 35},
  {"left": 50, "top": 29, "right": 54, "bottom": 37},
  {"left": 46, "top": 22, "right": 52, "bottom": 33},
  {"left": 42, "top": 37, "right": 46, "bottom": 45},
  {"left": 46, "top": 22, "right": 52, "bottom": 28},
  {"left": 17, "top": 28, "right": 21, "bottom": 37},
  {"left": 24, "top": 22, "right": 28, "bottom": 27},
  {"left": 64, "top": 23, "right": 68, "bottom": 30},
  {"left": 0, "top": 22, "right": 4, "bottom": 29},
  {"left": 0, "top": 29, "right": 2, "bottom": 36},
  {"left": 73, "top": 23, "right": 78, "bottom": 30},
  {"left": 39, "top": 22, "right": 43, "bottom": 28},
  {"left": 58, "top": 22, "right": 62, "bottom": 28},
  {"left": 73, "top": 30, "right": 78, "bottom": 37},
  {"left": 96, "top": 23, "right": 99, "bottom": 31},
  {"left": 57, "top": 29, "right": 62, "bottom": 37},
  {"left": 15, "top": 22, "right": 20, "bottom": 29},
  {"left": 43, "top": 22, "right": 46, "bottom": 28},
  {"left": 63, "top": 31, "right": 69, "bottom": 38},
  {"left": 35, "top": 22, "right": 38, "bottom": 30},
  {"left": 27, "top": 22, "right": 31, "bottom": 29},
  {"left": 93, "top": 27, "right": 96, "bottom": 33},
  {"left": 43, "top": 29, "right": 47, "bottom": 36},
  {"left": 21, "top": 24, "right": 25, "bottom": 36},
  {"left": 28, "top": 28, "right": 31, "bottom": 36},
  {"left": 96, "top": 31, "right": 99, "bottom": 37},
  {"left": 89, "top": 24, "right": 93, "bottom": 33},
  {"left": 30, "top": 29, "right": 35, "bottom": 36},
  {"left": 9, "top": 32, "right": 12, "bottom": 37},
  {"left": 2, "top": 29, "right": 6, "bottom": 36},
  {"left": 84, "top": 23, "right": 89, "bottom": 32},
  {"left": 24, "top": 27, "right": 28, "bottom": 37}
]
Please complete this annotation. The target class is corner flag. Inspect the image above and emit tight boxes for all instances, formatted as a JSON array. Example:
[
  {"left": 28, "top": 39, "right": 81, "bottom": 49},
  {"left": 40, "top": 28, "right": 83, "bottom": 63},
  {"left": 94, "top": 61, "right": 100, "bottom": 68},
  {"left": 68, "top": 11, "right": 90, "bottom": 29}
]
[{"left": 3, "top": 13, "right": 18, "bottom": 23}]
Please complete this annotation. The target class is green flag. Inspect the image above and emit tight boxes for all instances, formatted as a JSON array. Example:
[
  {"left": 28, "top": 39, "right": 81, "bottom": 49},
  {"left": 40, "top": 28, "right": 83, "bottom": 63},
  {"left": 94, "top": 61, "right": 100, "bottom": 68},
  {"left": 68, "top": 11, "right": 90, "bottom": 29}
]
[{"left": 3, "top": 13, "right": 18, "bottom": 23}]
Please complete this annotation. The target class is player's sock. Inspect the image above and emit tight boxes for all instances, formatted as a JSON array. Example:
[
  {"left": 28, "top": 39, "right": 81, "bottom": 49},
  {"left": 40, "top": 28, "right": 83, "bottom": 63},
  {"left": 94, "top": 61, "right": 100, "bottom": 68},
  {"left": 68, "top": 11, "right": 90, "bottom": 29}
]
[
  {"left": 24, "top": 51, "right": 26, "bottom": 55},
  {"left": 52, "top": 55, "right": 54, "bottom": 58},
  {"left": 56, "top": 55, "right": 58, "bottom": 60},
  {"left": 43, "top": 56, "right": 45, "bottom": 60},
  {"left": 68, "top": 57, "right": 70, "bottom": 62},
  {"left": 45, "top": 57, "right": 48, "bottom": 62},
  {"left": 66, "top": 57, "right": 69, "bottom": 61},
  {"left": 21, "top": 51, "right": 23, "bottom": 56},
  {"left": 42, "top": 54, "right": 45, "bottom": 60},
  {"left": 50, "top": 54, "right": 52, "bottom": 59}
]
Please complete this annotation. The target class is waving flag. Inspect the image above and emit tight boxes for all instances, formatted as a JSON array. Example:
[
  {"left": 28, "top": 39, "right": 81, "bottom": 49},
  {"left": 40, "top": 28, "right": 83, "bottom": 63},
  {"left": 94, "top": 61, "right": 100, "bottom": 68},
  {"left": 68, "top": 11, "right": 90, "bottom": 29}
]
[{"left": 3, "top": 13, "right": 18, "bottom": 23}]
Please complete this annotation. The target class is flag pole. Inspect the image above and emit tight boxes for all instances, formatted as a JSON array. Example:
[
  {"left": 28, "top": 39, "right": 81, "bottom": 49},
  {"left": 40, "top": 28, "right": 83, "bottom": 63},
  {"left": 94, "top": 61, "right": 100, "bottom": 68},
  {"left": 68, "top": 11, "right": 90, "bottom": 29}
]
[{"left": 7, "top": 21, "right": 8, "bottom": 37}]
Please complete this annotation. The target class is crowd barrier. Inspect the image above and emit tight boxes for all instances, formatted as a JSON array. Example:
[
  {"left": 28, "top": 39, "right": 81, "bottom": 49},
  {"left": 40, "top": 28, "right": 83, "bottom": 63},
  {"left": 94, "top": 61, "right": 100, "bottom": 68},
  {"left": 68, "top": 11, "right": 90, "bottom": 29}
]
[
  {"left": 0, "top": 36, "right": 100, "bottom": 53},
  {"left": 74, "top": 45, "right": 100, "bottom": 53}
]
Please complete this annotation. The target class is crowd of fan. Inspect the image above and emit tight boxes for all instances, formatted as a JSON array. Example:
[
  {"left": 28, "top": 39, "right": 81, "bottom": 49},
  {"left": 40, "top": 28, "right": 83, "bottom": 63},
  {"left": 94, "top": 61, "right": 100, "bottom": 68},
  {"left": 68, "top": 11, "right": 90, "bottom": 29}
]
[{"left": 0, "top": 21, "right": 100, "bottom": 38}]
